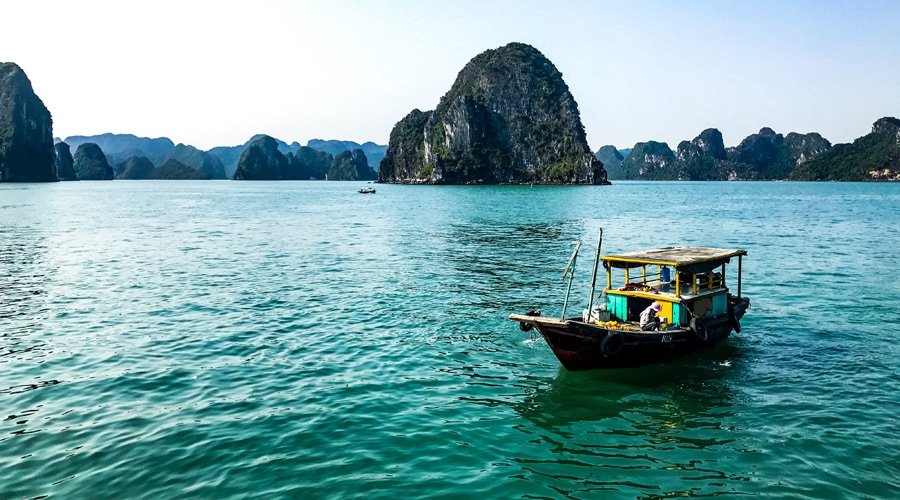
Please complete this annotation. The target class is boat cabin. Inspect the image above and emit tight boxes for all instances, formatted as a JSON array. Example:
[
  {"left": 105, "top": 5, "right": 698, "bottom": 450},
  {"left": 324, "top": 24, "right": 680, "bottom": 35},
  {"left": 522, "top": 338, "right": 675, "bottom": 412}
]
[{"left": 599, "top": 247, "right": 746, "bottom": 328}]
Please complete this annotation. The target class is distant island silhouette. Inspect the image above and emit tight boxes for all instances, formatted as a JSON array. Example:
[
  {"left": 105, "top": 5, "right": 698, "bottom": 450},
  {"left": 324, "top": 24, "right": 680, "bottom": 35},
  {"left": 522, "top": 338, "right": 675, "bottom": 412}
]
[
  {"left": 1, "top": 58, "right": 896, "bottom": 183},
  {"left": 597, "top": 119, "right": 899, "bottom": 181}
]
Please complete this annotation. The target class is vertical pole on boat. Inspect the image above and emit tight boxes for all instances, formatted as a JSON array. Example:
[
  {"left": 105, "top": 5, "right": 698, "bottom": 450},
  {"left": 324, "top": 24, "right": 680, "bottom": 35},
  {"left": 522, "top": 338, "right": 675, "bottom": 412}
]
[
  {"left": 738, "top": 255, "right": 743, "bottom": 298},
  {"left": 561, "top": 240, "right": 581, "bottom": 320},
  {"left": 586, "top": 227, "right": 604, "bottom": 320}
]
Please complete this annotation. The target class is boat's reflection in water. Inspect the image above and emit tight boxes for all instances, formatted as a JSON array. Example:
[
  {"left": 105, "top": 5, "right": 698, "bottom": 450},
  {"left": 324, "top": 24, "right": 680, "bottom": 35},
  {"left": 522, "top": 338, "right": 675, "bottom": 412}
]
[{"left": 503, "top": 343, "right": 757, "bottom": 497}]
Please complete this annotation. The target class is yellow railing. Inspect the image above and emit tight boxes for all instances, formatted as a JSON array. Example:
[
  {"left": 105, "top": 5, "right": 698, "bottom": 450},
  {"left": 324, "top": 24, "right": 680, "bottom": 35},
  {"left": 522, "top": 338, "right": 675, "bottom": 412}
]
[{"left": 605, "top": 264, "right": 727, "bottom": 297}]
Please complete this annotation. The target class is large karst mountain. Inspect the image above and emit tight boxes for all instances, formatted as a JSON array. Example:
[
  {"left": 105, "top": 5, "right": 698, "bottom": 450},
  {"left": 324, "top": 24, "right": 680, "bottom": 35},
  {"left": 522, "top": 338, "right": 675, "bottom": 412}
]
[
  {"left": 0, "top": 63, "right": 56, "bottom": 182},
  {"left": 379, "top": 43, "right": 608, "bottom": 185}
]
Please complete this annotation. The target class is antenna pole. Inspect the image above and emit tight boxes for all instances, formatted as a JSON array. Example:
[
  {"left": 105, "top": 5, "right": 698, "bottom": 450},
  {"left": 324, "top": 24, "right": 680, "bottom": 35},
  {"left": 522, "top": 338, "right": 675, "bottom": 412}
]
[
  {"left": 561, "top": 241, "right": 581, "bottom": 320},
  {"left": 586, "top": 227, "right": 604, "bottom": 321}
]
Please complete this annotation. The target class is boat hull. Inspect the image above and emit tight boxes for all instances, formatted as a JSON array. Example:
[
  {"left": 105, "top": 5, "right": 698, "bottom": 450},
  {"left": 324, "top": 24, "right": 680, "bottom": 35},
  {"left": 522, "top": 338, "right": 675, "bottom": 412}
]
[{"left": 513, "top": 297, "right": 749, "bottom": 371}]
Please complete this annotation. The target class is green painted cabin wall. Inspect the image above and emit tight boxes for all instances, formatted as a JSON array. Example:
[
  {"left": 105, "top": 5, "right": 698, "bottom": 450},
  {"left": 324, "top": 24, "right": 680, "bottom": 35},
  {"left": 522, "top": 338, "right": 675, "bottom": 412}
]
[
  {"left": 712, "top": 293, "right": 727, "bottom": 317},
  {"left": 608, "top": 295, "right": 627, "bottom": 321},
  {"left": 606, "top": 292, "right": 726, "bottom": 325}
]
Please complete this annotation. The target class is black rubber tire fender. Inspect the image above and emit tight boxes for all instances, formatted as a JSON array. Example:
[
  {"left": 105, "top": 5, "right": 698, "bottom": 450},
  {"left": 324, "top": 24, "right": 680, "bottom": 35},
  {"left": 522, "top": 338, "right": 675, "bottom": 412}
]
[
  {"left": 728, "top": 304, "right": 741, "bottom": 333},
  {"left": 601, "top": 332, "right": 625, "bottom": 357},
  {"left": 519, "top": 321, "right": 534, "bottom": 332},
  {"left": 690, "top": 317, "right": 709, "bottom": 341}
]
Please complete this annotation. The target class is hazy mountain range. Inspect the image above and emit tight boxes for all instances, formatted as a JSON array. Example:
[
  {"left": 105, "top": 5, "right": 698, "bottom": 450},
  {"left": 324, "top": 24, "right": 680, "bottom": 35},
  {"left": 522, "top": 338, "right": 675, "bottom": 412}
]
[{"left": 58, "top": 133, "right": 387, "bottom": 179}]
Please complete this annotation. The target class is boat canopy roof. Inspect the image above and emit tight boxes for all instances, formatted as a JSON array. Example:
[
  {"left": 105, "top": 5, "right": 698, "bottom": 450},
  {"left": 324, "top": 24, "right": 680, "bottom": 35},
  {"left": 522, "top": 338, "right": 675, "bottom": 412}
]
[{"left": 602, "top": 246, "right": 746, "bottom": 273}]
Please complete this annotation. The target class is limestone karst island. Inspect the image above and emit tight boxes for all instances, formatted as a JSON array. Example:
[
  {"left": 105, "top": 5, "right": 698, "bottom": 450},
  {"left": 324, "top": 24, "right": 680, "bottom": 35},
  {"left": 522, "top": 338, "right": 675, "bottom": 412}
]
[{"left": 379, "top": 43, "right": 609, "bottom": 184}]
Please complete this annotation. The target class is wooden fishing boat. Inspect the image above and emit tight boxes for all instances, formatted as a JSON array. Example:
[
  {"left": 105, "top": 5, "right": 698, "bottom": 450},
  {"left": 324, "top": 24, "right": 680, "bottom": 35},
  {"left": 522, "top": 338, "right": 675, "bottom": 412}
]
[
  {"left": 358, "top": 187, "right": 376, "bottom": 194},
  {"left": 509, "top": 229, "right": 749, "bottom": 370}
]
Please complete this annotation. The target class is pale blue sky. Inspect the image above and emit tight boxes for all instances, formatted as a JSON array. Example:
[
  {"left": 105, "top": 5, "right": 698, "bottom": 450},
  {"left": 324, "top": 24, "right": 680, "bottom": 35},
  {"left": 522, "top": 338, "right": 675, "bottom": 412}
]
[{"left": 2, "top": 0, "right": 898, "bottom": 150}]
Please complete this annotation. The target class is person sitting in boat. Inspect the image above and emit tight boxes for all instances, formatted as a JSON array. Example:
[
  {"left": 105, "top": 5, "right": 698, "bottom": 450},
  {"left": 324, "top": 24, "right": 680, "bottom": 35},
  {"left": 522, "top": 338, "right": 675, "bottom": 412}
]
[{"left": 640, "top": 302, "right": 662, "bottom": 331}]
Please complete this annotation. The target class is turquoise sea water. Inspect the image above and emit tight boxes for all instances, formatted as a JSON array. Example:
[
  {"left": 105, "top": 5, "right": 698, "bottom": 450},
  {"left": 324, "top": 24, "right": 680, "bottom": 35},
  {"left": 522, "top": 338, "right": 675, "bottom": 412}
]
[{"left": 1, "top": 180, "right": 898, "bottom": 498}]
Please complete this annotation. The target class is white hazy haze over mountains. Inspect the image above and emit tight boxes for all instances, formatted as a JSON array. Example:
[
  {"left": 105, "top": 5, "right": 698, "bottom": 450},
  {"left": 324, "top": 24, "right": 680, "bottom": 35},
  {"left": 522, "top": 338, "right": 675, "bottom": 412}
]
[{"left": 1, "top": 0, "right": 898, "bottom": 151}]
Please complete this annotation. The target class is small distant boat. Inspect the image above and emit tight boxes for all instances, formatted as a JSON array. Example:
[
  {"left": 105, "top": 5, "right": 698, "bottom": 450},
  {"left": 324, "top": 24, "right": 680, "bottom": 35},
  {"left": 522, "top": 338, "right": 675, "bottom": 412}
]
[
  {"left": 358, "top": 187, "right": 376, "bottom": 194},
  {"left": 509, "top": 228, "right": 750, "bottom": 371}
]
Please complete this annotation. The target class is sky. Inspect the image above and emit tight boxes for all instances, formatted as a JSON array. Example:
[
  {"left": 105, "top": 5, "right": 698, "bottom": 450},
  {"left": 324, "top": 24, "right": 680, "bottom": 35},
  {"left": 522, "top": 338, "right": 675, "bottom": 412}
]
[{"left": 2, "top": 0, "right": 898, "bottom": 151}]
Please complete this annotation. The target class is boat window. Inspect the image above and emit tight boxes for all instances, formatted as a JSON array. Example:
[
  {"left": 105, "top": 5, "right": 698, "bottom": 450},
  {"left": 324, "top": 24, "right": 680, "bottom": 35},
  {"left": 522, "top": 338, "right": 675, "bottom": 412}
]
[
  {"left": 606, "top": 264, "right": 675, "bottom": 293},
  {"left": 606, "top": 261, "right": 729, "bottom": 296}
]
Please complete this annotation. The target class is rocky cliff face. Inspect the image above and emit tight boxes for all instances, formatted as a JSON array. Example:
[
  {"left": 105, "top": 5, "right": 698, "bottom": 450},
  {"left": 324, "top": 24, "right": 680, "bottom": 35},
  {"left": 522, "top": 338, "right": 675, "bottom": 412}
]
[
  {"left": 380, "top": 109, "right": 432, "bottom": 182},
  {"left": 607, "top": 126, "right": 834, "bottom": 180},
  {"left": 233, "top": 136, "right": 285, "bottom": 180},
  {"left": 207, "top": 134, "right": 342, "bottom": 180},
  {"left": 0, "top": 63, "right": 56, "bottom": 182},
  {"left": 380, "top": 43, "right": 607, "bottom": 184},
  {"left": 64, "top": 133, "right": 231, "bottom": 178},
  {"left": 594, "top": 145, "right": 623, "bottom": 178},
  {"left": 287, "top": 146, "right": 333, "bottom": 180},
  {"left": 674, "top": 129, "right": 753, "bottom": 180},
  {"left": 150, "top": 159, "right": 211, "bottom": 180},
  {"left": 872, "top": 116, "right": 900, "bottom": 135},
  {"left": 689, "top": 128, "right": 727, "bottom": 160},
  {"left": 728, "top": 127, "right": 779, "bottom": 164},
  {"left": 73, "top": 143, "right": 114, "bottom": 180},
  {"left": 784, "top": 132, "right": 831, "bottom": 166},
  {"left": 64, "top": 133, "right": 175, "bottom": 167},
  {"left": 307, "top": 139, "right": 387, "bottom": 169},
  {"left": 615, "top": 141, "right": 676, "bottom": 180},
  {"left": 232, "top": 135, "right": 331, "bottom": 180},
  {"left": 791, "top": 117, "right": 900, "bottom": 181},
  {"left": 168, "top": 144, "right": 226, "bottom": 179},
  {"left": 328, "top": 149, "right": 376, "bottom": 180},
  {"left": 116, "top": 156, "right": 156, "bottom": 179},
  {"left": 726, "top": 128, "right": 831, "bottom": 179},
  {"left": 726, "top": 128, "right": 785, "bottom": 179},
  {"left": 54, "top": 141, "right": 77, "bottom": 181}
]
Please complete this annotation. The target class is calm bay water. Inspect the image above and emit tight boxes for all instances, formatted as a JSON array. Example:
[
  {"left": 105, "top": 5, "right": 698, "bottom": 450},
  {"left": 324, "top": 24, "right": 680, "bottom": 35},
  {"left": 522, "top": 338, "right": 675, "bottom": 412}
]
[{"left": 1, "top": 180, "right": 898, "bottom": 498}]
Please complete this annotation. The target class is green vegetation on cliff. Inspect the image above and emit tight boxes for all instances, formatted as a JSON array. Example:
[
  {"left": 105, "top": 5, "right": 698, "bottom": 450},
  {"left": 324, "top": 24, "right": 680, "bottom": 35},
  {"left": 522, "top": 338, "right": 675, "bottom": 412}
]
[
  {"left": 607, "top": 127, "right": 833, "bottom": 181},
  {"left": 233, "top": 135, "right": 336, "bottom": 180},
  {"left": 327, "top": 149, "right": 376, "bottom": 181},
  {"left": 117, "top": 156, "right": 156, "bottom": 179},
  {"left": 64, "top": 133, "right": 175, "bottom": 167},
  {"left": 73, "top": 143, "right": 114, "bottom": 180},
  {"left": 380, "top": 43, "right": 607, "bottom": 184},
  {"left": 233, "top": 136, "right": 286, "bottom": 180},
  {"left": 286, "top": 147, "right": 332, "bottom": 180},
  {"left": 380, "top": 109, "right": 432, "bottom": 181},
  {"left": 307, "top": 139, "right": 386, "bottom": 169},
  {"left": 54, "top": 142, "right": 77, "bottom": 181},
  {"left": 615, "top": 141, "right": 676, "bottom": 180},
  {"left": 150, "top": 159, "right": 212, "bottom": 180},
  {"left": 594, "top": 146, "right": 623, "bottom": 178},
  {"left": 0, "top": 62, "right": 56, "bottom": 182},
  {"left": 168, "top": 144, "right": 226, "bottom": 179},
  {"left": 791, "top": 118, "right": 900, "bottom": 181}
]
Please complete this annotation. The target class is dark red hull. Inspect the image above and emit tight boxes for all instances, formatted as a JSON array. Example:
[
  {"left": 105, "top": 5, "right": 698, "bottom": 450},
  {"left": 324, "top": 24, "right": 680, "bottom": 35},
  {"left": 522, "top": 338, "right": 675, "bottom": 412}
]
[{"left": 521, "top": 297, "right": 749, "bottom": 371}]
